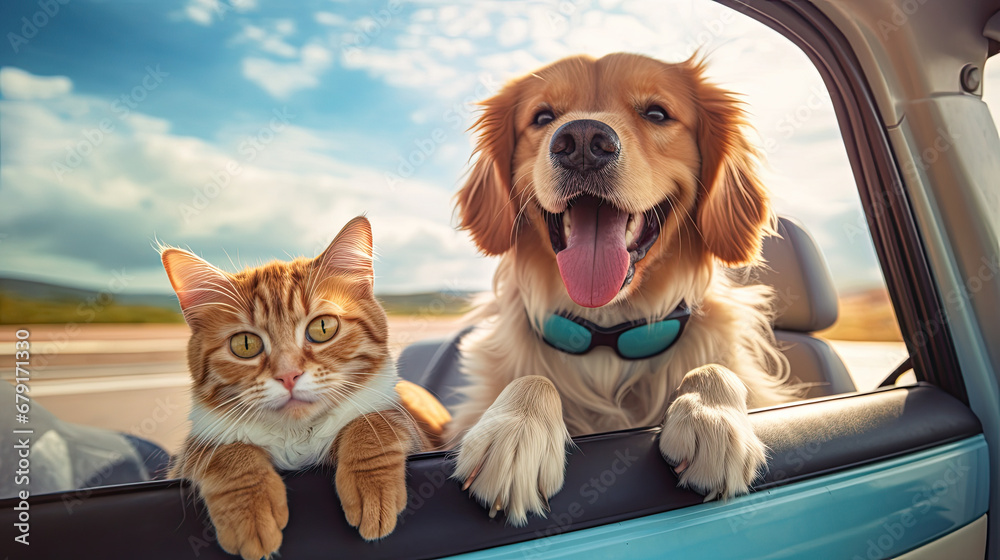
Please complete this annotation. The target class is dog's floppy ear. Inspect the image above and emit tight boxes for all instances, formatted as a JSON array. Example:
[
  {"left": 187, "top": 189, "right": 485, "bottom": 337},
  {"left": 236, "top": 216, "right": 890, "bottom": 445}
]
[
  {"left": 689, "top": 62, "right": 772, "bottom": 266},
  {"left": 455, "top": 84, "right": 519, "bottom": 256}
]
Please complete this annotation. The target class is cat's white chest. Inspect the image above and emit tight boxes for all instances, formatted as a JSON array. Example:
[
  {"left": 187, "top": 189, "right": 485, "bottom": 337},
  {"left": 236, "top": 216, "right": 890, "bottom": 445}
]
[
  {"left": 188, "top": 366, "right": 399, "bottom": 471},
  {"left": 246, "top": 411, "right": 346, "bottom": 470}
]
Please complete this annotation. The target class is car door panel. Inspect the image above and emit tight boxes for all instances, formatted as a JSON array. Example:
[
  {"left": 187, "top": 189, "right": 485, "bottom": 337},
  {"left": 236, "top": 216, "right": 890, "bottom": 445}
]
[
  {"left": 448, "top": 436, "right": 989, "bottom": 560},
  {"left": 1, "top": 384, "right": 982, "bottom": 559}
]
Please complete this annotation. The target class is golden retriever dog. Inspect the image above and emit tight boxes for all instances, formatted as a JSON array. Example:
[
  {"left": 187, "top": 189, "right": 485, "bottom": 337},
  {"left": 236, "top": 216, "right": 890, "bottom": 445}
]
[{"left": 445, "top": 53, "right": 798, "bottom": 525}]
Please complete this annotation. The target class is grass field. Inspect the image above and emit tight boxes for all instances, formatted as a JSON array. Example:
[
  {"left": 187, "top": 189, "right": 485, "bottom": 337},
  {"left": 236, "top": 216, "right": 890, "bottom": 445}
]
[
  {"left": 0, "top": 293, "right": 185, "bottom": 324},
  {"left": 0, "top": 286, "right": 473, "bottom": 325},
  {"left": 817, "top": 288, "right": 903, "bottom": 342}
]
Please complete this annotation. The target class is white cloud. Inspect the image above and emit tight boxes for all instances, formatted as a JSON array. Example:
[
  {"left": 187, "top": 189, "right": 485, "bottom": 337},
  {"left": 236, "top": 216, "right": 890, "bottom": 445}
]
[
  {"left": 0, "top": 73, "right": 494, "bottom": 293},
  {"left": 426, "top": 37, "right": 476, "bottom": 59},
  {"left": 235, "top": 18, "right": 335, "bottom": 99},
  {"left": 181, "top": 0, "right": 257, "bottom": 26},
  {"left": 496, "top": 18, "right": 529, "bottom": 47},
  {"left": 127, "top": 113, "right": 172, "bottom": 135},
  {"left": 261, "top": 38, "right": 298, "bottom": 58},
  {"left": 437, "top": 5, "right": 493, "bottom": 38},
  {"left": 301, "top": 43, "right": 331, "bottom": 67},
  {"left": 241, "top": 24, "right": 266, "bottom": 40},
  {"left": 411, "top": 9, "right": 435, "bottom": 23},
  {"left": 552, "top": 11, "right": 667, "bottom": 58},
  {"left": 315, "top": 11, "right": 347, "bottom": 26},
  {"left": 474, "top": 49, "right": 545, "bottom": 82},
  {"left": 274, "top": 19, "right": 296, "bottom": 36},
  {"left": 242, "top": 44, "right": 333, "bottom": 99},
  {"left": 184, "top": 2, "right": 213, "bottom": 25},
  {"left": 341, "top": 47, "right": 462, "bottom": 92},
  {"left": 242, "top": 58, "right": 316, "bottom": 98},
  {"left": 0, "top": 67, "right": 72, "bottom": 100},
  {"left": 237, "top": 25, "right": 298, "bottom": 58}
]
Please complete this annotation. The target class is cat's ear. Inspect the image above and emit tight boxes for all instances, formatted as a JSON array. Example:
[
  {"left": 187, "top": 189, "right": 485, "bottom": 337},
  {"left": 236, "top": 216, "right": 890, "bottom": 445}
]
[
  {"left": 160, "top": 248, "right": 241, "bottom": 325},
  {"left": 314, "top": 216, "right": 375, "bottom": 294}
]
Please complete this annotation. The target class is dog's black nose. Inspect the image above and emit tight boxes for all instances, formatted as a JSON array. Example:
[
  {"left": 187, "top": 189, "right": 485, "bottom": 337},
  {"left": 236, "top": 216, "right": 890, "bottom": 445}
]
[{"left": 549, "top": 119, "right": 620, "bottom": 173}]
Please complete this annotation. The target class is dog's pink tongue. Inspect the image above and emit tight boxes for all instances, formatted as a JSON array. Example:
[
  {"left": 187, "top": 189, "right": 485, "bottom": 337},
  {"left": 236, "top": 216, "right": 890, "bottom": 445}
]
[{"left": 556, "top": 197, "right": 630, "bottom": 308}]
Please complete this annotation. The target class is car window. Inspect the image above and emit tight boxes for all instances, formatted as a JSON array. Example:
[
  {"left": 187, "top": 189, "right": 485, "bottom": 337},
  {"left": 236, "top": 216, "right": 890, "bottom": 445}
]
[
  {"left": 0, "top": 0, "right": 911, "bottom": 497},
  {"left": 981, "top": 58, "right": 1000, "bottom": 145}
]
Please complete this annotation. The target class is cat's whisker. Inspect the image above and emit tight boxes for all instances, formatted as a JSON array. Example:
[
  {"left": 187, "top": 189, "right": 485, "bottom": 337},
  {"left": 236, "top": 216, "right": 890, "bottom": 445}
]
[
  {"left": 191, "top": 398, "right": 259, "bottom": 472},
  {"left": 222, "top": 247, "right": 240, "bottom": 273},
  {"left": 190, "top": 282, "right": 246, "bottom": 307},
  {"left": 193, "top": 399, "right": 255, "bottom": 442},
  {"left": 334, "top": 378, "right": 420, "bottom": 430},
  {"left": 191, "top": 386, "right": 261, "bottom": 427},
  {"left": 202, "top": 387, "right": 259, "bottom": 414},
  {"left": 186, "top": 281, "right": 245, "bottom": 306},
  {"left": 315, "top": 298, "right": 347, "bottom": 313},
  {"left": 194, "top": 399, "right": 261, "bottom": 475},
  {"left": 324, "top": 387, "right": 391, "bottom": 454},
  {"left": 326, "top": 383, "right": 407, "bottom": 451},
  {"left": 189, "top": 409, "right": 247, "bottom": 473},
  {"left": 182, "top": 264, "right": 251, "bottom": 311},
  {"left": 182, "top": 301, "right": 244, "bottom": 316}
]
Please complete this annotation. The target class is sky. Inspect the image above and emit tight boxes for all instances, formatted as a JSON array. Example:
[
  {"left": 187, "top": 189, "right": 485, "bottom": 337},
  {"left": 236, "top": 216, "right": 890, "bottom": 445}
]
[{"left": 1, "top": 0, "right": 998, "bottom": 296}]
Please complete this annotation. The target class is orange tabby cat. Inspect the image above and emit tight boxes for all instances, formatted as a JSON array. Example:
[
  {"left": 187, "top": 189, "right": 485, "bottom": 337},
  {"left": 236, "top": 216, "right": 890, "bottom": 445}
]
[{"left": 163, "top": 217, "right": 429, "bottom": 560}]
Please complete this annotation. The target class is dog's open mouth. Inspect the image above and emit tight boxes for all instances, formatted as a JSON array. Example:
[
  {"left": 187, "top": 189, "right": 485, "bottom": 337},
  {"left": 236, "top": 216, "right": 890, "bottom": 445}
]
[{"left": 544, "top": 194, "right": 661, "bottom": 308}]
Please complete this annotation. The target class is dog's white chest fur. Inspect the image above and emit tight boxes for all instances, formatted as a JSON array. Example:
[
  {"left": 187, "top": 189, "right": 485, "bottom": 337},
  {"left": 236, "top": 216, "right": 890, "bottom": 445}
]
[{"left": 188, "top": 365, "right": 399, "bottom": 471}]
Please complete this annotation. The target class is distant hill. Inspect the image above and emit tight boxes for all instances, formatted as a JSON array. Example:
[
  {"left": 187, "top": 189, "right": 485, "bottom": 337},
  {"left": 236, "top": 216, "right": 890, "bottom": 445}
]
[
  {"left": 376, "top": 291, "right": 475, "bottom": 316},
  {"left": 1, "top": 277, "right": 180, "bottom": 309},
  {"left": 0, "top": 277, "right": 184, "bottom": 324},
  {"left": 1, "top": 277, "right": 900, "bottom": 339},
  {"left": 0, "top": 277, "right": 475, "bottom": 324}
]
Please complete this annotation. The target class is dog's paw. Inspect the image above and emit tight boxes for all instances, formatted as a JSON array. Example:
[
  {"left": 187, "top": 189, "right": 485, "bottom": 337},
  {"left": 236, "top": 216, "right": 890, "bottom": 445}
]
[
  {"left": 659, "top": 364, "right": 766, "bottom": 501},
  {"left": 204, "top": 468, "right": 289, "bottom": 560},
  {"left": 452, "top": 376, "right": 570, "bottom": 526}
]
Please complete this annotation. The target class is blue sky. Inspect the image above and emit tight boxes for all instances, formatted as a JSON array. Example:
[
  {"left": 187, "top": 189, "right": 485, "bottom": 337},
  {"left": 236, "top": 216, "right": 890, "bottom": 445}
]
[{"left": 3, "top": 0, "right": 993, "bottom": 296}]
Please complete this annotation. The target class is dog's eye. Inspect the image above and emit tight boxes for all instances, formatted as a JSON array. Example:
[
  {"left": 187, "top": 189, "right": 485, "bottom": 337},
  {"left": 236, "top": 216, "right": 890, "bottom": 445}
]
[
  {"left": 643, "top": 105, "right": 669, "bottom": 123},
  {"left": 534, "top": 110, "right": 555, "bottom": 126}
]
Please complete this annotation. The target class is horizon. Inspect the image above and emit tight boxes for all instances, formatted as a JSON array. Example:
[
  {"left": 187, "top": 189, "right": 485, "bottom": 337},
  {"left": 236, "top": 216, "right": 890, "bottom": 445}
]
[{"left": 0, "top": 273, "right": 485, "bottom": 298}]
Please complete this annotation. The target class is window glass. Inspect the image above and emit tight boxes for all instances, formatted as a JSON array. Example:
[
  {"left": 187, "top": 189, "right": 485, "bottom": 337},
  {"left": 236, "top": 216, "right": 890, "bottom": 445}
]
[{"left": 0, "top": 0, "right": 907, "bottom": 495}]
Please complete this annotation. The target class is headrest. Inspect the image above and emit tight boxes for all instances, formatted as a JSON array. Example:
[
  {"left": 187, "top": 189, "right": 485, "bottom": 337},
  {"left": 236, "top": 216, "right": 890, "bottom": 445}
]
[{"left": 755, "top": 216, "right": 839, "bottom": 332}]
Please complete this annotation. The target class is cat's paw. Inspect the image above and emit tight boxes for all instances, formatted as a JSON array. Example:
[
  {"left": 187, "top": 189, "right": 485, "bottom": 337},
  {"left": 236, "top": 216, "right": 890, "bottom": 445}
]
[
  {"left": 659, "top": 364, "right": 767, "bottom": 501},
  {"left": 452, "top": 376, "right": 570, "bottom": 526},
  {"left": 336, "top": 452, "right": 408, "bottom": 540},
  {"left": 204, "top": 468, "right": 289, "bottom": 560}
]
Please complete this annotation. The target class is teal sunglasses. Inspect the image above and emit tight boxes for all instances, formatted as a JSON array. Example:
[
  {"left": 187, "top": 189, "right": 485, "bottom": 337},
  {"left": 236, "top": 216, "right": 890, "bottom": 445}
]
[{"left": 538, "top": 303, "right": 691, "bottom": 360}]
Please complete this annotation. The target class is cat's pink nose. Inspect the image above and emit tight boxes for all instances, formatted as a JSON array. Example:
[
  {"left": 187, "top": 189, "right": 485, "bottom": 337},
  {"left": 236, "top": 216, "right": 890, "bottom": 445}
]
[{"left": 275, "top": 371, "right": 303, "bottom": 391}]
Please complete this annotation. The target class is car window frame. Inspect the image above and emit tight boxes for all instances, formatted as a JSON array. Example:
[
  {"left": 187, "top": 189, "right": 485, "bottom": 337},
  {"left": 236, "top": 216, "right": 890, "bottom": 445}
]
[{"left": 721, "top": 0, "right": 969, "bottom": 405}]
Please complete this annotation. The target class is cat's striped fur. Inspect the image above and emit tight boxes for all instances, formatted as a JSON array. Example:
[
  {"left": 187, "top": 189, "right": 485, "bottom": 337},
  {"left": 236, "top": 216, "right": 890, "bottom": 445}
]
[{"left": 163, "top": 217, "right": 424, "bottom": 560}]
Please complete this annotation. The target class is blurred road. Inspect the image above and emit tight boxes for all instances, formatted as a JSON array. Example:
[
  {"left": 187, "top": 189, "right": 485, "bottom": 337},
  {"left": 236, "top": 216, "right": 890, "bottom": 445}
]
[
  {"left": 1, "top": 322, "right": 907, "bottom": 455},
  {"left": 0, "top": 318, "right": 464, "bottom": 453}
]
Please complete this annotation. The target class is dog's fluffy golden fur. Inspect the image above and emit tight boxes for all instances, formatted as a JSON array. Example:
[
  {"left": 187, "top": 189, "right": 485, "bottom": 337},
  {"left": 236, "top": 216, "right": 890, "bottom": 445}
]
[{"left": 446, "top": 53, "right": 798, "bottom": 525}]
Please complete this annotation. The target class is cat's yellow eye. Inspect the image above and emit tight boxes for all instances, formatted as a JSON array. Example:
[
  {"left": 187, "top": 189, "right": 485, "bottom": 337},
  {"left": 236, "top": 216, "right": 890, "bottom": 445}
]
[
  {"left": 306, "top": 315, "right": 340, "bottom": 344},
  {"left": 230, "top": 332, "right": 264, "bottom": 358}
]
